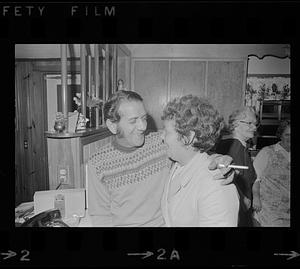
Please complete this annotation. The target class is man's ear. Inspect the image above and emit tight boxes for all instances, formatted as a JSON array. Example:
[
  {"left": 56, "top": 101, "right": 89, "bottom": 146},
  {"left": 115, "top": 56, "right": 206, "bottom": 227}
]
[
  {"left": 182, "top": 131, "right": 196, "bottom": 145},
  {"left": 189, "top": 131, "right": 196, "bottom": 144},
  {"left": 106, "top": 119, "right": 118, "bottom": 134}
]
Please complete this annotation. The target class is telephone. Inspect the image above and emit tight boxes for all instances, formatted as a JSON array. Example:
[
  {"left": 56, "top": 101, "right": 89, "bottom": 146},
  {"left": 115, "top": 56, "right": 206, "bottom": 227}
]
[{"left": 21, "top": 209, "right": 69, "bottom": 227}]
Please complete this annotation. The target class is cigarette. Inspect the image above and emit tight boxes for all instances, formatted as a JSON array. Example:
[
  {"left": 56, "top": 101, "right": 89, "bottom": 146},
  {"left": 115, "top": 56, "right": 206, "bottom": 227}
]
[{"left": 218, "top": 164, "right": 249, "bottom": 170}]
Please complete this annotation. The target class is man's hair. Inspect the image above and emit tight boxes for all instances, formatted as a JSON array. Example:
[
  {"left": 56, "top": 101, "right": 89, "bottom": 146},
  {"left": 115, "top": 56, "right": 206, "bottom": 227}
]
[
  {"left": 276, "top": 119, "right": 290, "bottom": 139},
  {"left": 161, "top": 94, "right": 224, "bottom": 153},
  {"left": 104, "top": 90, "right": 143, "bottom": 122},
  {"left": 227, "top": 106, "right": 257, "bottom": 133}
]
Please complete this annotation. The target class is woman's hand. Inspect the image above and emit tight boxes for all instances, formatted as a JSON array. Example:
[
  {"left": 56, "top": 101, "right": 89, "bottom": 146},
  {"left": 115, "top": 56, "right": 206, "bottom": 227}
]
[
  {"left": 252, "top": 197, "right": 262, "bottom": 212},
  {"left": 238, "top": 195, "right": 252, "bottom": 211},
  {"left": 208, "top": 154, "right": 235, "bottom": 185},
  {"left": 243, "top": 196, "right": 252, "bottom": 211}
]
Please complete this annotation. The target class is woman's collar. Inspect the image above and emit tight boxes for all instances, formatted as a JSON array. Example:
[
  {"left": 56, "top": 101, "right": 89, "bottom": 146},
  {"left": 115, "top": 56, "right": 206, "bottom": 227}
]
[
  {"left": 275, "top": 142, "right": 290, "bottom": 162},
  {"left": 232, "top": 135, "right": 247, "bottom": 147},
  {"left": 275, "top": 142, "right": 289, "bottom": 153}
]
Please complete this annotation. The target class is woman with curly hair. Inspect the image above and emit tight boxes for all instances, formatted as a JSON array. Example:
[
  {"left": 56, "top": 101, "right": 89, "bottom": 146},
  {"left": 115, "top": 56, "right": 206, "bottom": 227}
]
[
  {"left": 252, "top": 120, "right": 290, "bottom": 227},
  {"left": 160, "top": 95, "right": 239, "bottom": 227}
]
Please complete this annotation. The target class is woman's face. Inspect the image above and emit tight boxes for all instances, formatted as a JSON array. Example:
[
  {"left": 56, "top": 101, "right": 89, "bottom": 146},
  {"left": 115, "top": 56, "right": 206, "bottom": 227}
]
[
  {"left": 281, "top": 125, "right": 290, "bottom": 151},
  {"left": 234, "top": 111, "right": 257, "bottom": 142},
  {"left": 162, "top": 120, "right": 187, "bottom": 162}
]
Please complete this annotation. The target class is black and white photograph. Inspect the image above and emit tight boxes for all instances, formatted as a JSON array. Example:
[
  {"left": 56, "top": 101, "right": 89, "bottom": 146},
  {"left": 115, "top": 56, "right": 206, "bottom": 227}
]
[
  {"left": 15, "top": 44, "right": 290, "bottom": 228},
  {"left": 1, "top": 1, "right": 299, "bottom": 267}
]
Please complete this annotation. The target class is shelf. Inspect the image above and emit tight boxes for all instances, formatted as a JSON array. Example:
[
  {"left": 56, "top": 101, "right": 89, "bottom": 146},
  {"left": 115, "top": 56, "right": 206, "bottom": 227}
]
[
  {"left": 261, "top": 114, "right": 279, "bottom": 118},
  {"left": 259, "top": 99, "right": 290, "bottom": 123},
  {"left": 260, "top": 120, "right": 280, "bottom": 125},
  {"left": 45, "top": 126, "right": 109, "bottom": 139},
  {"left": 262, "top": 100, "right": 290, "bottom": 104}
]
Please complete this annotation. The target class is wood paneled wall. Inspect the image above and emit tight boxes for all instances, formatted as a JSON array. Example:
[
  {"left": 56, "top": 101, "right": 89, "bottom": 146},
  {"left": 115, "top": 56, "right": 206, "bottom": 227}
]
[
  {"left": 47, "top": 137, "right": 81, "bottom": 190},
  {"left": 207, "top": 61, "right": 246, "bottom": 123},
  {"left": 132, "top": 59, "right": 247, "bottom": 128},
  {"left": 170, "top": 61, "right": 206, "bottom": 99},
  {"left": 15, "top": 57, "right": 120, "bottom": 204},
  {"left": 47, "top": 129, "right": 112, "bottom": 191},
  {"left": 15, "top": 62, "right": 49, "bottom": 205},
  {"left": 15, "top": 63, "right": 31, "bottom": 205},
  {"left": 134, "top": 61, "right": 169, "bottom": 130}
]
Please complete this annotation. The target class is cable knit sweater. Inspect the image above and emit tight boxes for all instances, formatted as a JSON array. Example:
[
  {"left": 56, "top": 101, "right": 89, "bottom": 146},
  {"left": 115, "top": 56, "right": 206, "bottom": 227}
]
[{"left": 87, "top": 131, "right": 171, "bottom": 227}]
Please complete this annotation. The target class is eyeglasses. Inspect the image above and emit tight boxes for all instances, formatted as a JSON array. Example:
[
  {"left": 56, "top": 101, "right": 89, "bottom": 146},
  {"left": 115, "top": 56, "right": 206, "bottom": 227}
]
[{"left": 239, "top": 120, "right": 258, "bottom": 127}]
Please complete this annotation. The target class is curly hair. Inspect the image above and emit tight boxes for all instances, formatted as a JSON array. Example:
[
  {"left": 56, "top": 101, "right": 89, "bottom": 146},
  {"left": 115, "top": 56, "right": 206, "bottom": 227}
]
[
  {"left": 227, "top": 106, "right": 257, "bottom": 133},
  {"left": 276, "top": 120, "right": 290, "bottom": 139},
  {"left": 104, "top": 90, "right": 143, "bottom": 122},
  {"left": 161, "top": 94, "right": 225, "bottom": 153}
]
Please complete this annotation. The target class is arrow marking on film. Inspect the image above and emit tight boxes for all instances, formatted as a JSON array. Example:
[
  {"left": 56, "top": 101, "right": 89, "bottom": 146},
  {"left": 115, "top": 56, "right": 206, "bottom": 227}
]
[
  {"left": 1, "top": 250, "right": 17, "bottom": 260},
  {"left": 127, "top": 251, "right": 154, "bottom": 259},
  {"left": 274, "top": 251, "right": 300, "bottom": 260}
]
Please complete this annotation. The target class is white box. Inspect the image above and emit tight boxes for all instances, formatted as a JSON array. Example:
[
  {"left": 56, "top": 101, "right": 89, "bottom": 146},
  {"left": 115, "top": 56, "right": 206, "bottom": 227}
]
[{"left": 33, "top": 188, "right": 86, "bottom": 219}]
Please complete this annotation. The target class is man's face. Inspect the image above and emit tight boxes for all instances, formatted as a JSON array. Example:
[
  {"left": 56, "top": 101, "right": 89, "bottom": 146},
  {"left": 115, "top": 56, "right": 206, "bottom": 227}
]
[{"left": 116, "top": 100, "right": 148, "bottom": 148}]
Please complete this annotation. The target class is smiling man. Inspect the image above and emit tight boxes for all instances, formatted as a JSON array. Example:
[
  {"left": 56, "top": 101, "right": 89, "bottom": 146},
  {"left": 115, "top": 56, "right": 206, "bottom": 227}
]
[{"left": 87, "top": 90, "right": 235, "bottom": 227}]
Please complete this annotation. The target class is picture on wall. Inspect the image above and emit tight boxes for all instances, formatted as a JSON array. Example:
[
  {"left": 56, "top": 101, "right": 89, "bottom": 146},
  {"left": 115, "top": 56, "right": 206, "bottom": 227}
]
[{"left": 245, "top": 74, "right": 290, "bottom": 112}]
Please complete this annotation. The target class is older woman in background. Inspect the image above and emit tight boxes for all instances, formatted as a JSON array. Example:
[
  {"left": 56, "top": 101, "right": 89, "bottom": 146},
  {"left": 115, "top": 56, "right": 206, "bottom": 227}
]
[
  {"left": 160, "top": 95, "right": 239, "bottom": 227},
  {"left": 215, "top": 107, "right": 257, "bottom": 227},
  {"left": 252, "top": 120, "right": 290, "bottom": 227}
]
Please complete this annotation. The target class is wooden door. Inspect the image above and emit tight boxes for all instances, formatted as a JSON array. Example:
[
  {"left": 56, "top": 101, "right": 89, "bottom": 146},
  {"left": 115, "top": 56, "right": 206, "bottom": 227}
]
[
  {"left": 15, "top": 63, "right": 29, "bottom": 206},
  {"left": 15, "top": 62, "right": 49, "bottom": 205},
  {"left": 29, "top": 70, "right": 49, "bottom": 192}
]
